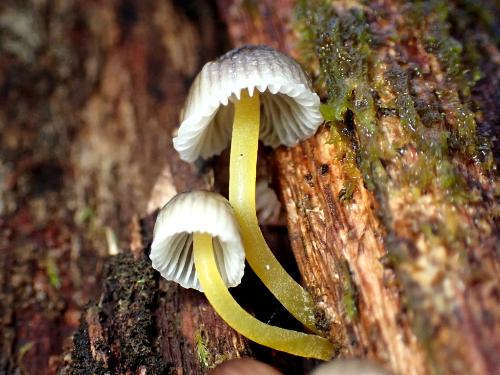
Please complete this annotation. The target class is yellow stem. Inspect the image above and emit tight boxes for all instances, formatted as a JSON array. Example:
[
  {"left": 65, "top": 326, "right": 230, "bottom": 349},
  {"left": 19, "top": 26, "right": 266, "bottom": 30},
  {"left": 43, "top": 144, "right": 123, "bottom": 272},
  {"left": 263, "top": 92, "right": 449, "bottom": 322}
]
[
  {"left": 228, "top": 90, "right": 318, "bottom": 333},
  {"left": 193, "top": 232, "right": 334, "bottom": 360}
]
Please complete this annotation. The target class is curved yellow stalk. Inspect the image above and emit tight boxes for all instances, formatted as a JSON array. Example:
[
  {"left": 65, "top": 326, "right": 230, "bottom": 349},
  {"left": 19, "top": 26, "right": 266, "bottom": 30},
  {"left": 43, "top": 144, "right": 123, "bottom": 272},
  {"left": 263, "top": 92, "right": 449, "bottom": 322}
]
[
  {"left": 228, "top": 90, "right": 318, "bottom": 333},
  {"left": 193, "top": 232, "right": 334, "bottom": 360}
]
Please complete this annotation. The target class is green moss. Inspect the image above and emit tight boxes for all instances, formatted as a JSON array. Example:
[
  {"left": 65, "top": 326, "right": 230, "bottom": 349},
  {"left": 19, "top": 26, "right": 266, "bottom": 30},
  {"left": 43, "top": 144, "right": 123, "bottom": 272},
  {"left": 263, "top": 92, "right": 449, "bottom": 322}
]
[
  {"left": 404, "top": 0, "right": 491, "bottom": 162},
  {"left": 101, "top": 253, "right": 169, "bottom": 373},
  {"left": 384, "top": 65, "right": 420, "bottom": 136},
  {"left": 325, "top": 119, "right": 362, "bottom": 200},
  {"left": 296, "top": 0, "right": 488, "bottom": 223},
  {"left": 195, "top": 327, "right": 232, "bottom": 369},
  {"left": 382, "top": 63, "right": 471, "bottom": 199},
  {"left": 298, "top": 2, "right": 378, "bottom": 195},
  {"left": 422, "top": 0, "right": 484, "bottom": 96},
  {"left": 195, "top": 328, "right": 210, "bottom": 369},
  {"left": 340, "top": 262, "right": 359, "bottom": 322},
  {"left": 45, "top": 254, "right": 61, "bottom": 289}
]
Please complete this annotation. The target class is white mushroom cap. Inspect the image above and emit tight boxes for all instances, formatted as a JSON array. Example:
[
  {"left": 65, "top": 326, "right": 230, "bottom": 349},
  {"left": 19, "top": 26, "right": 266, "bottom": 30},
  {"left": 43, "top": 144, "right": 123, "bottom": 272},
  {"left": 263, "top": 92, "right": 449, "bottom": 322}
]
[
  {"left": 173, "top": 45, "right": 323, "bottom": 162},
  {"left": 150, "top": 191, "right": 245, "bottom": 291}
]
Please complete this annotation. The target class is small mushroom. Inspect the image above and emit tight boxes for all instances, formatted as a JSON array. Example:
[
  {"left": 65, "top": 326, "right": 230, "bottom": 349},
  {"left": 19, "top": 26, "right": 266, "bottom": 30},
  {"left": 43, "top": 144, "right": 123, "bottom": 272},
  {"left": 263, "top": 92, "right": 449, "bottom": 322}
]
[
  {"left": 173, "top": 46, "right": 323, "bottom": 332},
  {"left": 150, "top": 191, "right": 334, "bottom": 360},
  {"left": 150, "top": 191, "right": 245, "bottom": 291}
]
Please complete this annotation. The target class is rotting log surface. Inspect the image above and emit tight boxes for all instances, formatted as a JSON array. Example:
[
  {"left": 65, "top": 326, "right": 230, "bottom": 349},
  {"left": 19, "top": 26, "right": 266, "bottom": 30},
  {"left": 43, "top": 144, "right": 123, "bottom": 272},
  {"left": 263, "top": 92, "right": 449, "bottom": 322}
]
[
  {"left": 62, "top": 217, "right": 252, "bottom": 375},
  {"left": 218, "top": 1, "right": 499, "bottom": 375},
  {"left": 1, "top": 1, "right": 311, "bottom": 374},
  {"left": 1, "top": 1, "right": 254, "bottom": 374},
  {"left": 1, "top": 0, "right": 498, "bottom": 375}
]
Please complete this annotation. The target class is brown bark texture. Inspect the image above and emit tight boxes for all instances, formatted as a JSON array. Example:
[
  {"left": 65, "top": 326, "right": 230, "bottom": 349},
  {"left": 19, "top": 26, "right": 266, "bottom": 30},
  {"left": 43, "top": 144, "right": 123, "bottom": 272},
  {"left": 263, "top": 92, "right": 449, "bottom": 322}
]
[
  {"left": 0, "top": 1, "right": 252, "bottom": 374},
  {"left": 216, "top": 1, "right": 499, "bottom": 375},
  {"left": 0, "top": 0, "right": 498, "bottom": 375},
  {"left": 0, "top": 1, "right": 309, "bottom": 374}
]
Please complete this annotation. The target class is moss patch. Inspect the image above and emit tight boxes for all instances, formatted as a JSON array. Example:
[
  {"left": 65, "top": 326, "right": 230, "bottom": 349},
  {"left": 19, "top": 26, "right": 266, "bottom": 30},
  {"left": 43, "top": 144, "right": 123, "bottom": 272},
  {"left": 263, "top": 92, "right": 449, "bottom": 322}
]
[
  {"left": 295, "top": 0, "right": 497, "bottom": 371},
  {"left": 68, "top": 254, "right": 170, "bottom": 374},
  {"left": 298, "top": 3, "right": 375, "bottom": 194},
  {"left": 195, "top": 327, "right": 232, "bottom": 370},
  {"left": 102, "top": 253, "right": 168, "bottom": 372},
  {"left": 340, "top": 261, "right": 359, "bottom": 322},
  {"left": 296, "top": 0, "right": 492, "bottom": 195},
  {"left": 68, "top": 317, "right": 108, "bottom": 375},
  {"left": 195, "top": 328, "right": 210, "bottom": 369}
]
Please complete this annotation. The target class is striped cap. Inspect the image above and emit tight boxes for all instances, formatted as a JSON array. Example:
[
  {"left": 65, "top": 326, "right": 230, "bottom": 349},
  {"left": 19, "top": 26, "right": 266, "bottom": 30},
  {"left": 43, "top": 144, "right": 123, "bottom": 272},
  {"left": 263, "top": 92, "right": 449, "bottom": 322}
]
[
  {"left": 150, "top": 191, "right": 245, "bottom": 291},
  {"left": 173, "top": 46, "right": 323, "bottom": 162}
]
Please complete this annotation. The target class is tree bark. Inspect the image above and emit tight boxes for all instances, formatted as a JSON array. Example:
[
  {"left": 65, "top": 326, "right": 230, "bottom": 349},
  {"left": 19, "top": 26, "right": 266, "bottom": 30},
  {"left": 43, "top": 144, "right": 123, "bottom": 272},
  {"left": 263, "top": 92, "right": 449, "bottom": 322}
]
[
  {"left": 59, "top": 215, "right": 252, "bottom": 375},
  {"left": 218, "top": 1, "right": 499, "bottom": 374},
  {"left": 1, "top": 0, "right": 254, "bottom": 374}
]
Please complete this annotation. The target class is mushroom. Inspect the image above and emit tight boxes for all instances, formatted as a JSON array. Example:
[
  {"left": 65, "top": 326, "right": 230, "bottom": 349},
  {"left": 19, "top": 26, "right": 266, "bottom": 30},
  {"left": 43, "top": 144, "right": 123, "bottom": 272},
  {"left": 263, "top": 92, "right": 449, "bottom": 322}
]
[
  {"left": 173, "top": 46, "right": 323, "bottom": 332},
  {"left": 150, "top": 191, "right": 333, "bottom": 360}
]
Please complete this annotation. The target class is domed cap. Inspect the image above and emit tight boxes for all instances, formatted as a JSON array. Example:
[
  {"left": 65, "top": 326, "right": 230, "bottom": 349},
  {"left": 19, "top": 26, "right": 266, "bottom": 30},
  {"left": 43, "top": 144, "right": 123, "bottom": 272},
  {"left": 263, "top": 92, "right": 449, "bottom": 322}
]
[
  {"left": 150, "top": 191, "right": 245, "bottom": 291},
  {"left": 173, "top": 45, "right": 323, "bottom": 162}
]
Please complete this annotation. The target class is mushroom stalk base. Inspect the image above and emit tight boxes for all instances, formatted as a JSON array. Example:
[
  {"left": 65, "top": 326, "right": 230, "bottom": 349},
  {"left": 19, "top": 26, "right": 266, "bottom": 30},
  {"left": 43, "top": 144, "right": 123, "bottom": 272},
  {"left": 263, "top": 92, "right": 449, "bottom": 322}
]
[
  {"left": 193, "top": 232, "right": 334, "bottom": 360},
  {"left": 228, "top": 90, "right": 318, "bottom": 333}
]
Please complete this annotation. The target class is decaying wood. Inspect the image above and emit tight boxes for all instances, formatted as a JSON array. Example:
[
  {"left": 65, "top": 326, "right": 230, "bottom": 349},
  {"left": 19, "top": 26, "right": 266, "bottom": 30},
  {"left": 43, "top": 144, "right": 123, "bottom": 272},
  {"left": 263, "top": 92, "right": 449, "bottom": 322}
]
[
  {"left": 1, "top": 0, "right": 253, "bottom": 374},
  {"left": 61, "top": 209, "right": 307, "bottom": 375},
  {"left": 217, "top": 1, "right": 499, "bottom": 375},
  {"left": 277, "top": 128, "right": 426, "bottom": 374},
  {"left": 1, "top": 0, "right": 498, "bottom": 374},
  {"left": 60, "top": 216, "right": 251, "bottom": 375}
]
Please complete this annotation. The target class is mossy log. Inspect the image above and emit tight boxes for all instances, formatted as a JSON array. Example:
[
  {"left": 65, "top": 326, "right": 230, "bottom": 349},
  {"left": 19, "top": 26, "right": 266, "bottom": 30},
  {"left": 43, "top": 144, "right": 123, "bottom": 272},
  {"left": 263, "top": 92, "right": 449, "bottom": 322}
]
[
  {"left": 60, "top": 215, "right": 252, "bottom": 375},
  {"left": 218, "top": 1, "right": 499, "bottom": 374},
  {"left": 1, "top": 0, "right": 498, "bottom": 374}
]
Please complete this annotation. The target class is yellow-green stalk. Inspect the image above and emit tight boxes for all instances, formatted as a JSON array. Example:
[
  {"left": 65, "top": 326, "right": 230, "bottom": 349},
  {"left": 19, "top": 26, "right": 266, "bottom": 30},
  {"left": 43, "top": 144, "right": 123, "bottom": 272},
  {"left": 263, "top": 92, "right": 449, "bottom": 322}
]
[
  {"left": 229, "top": 90, "right": 318, "bottom": 333},
  {"left": 193, "top": 232, "right": 333, "bottom": 360}
]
